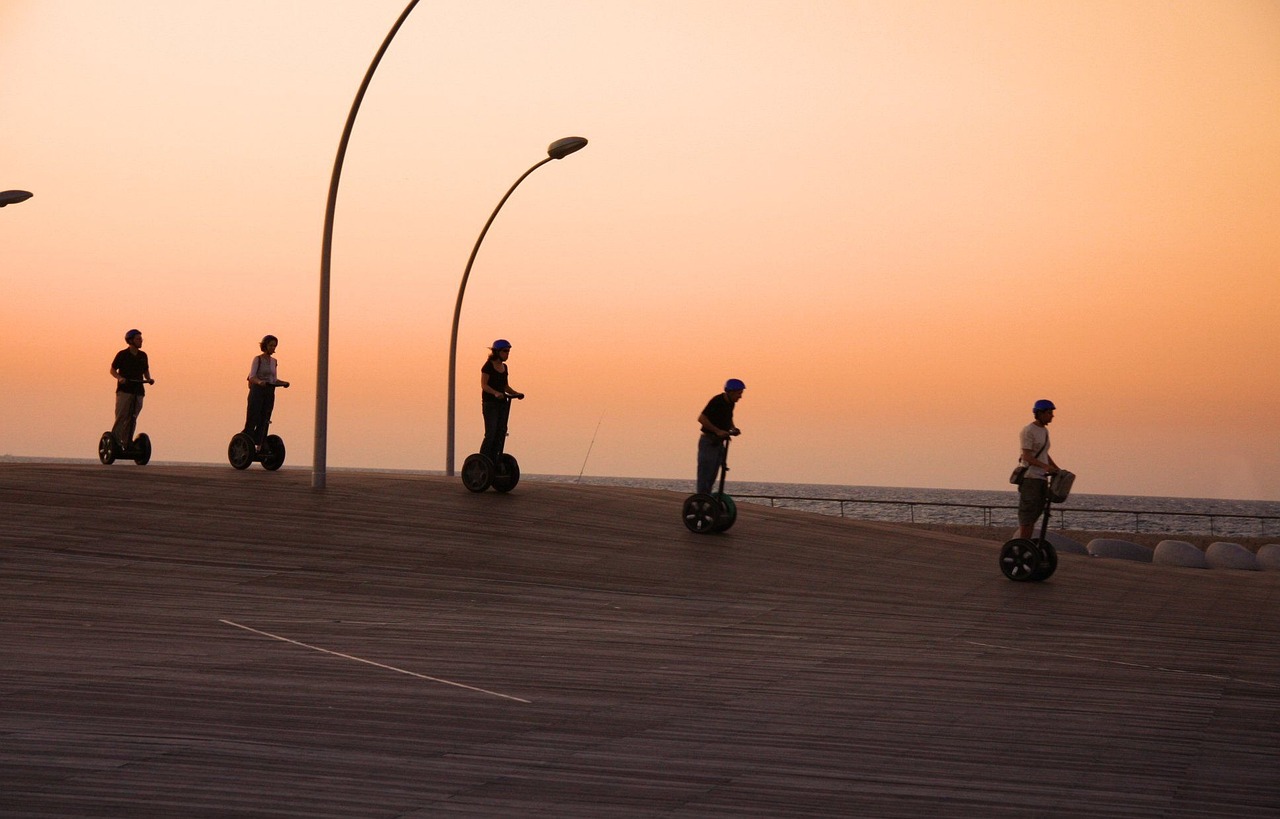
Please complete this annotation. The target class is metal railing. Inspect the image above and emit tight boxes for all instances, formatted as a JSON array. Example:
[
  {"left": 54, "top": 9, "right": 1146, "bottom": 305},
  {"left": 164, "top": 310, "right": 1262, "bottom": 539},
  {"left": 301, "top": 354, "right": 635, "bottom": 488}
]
[{"left": 732, "top": 494, "right": 1280, "bottom": 538}]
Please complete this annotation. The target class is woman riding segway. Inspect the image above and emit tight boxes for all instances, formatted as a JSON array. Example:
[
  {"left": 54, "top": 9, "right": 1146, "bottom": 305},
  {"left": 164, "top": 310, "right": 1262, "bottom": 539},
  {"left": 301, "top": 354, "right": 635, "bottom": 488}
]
[
  {"left": 462, "top": 339, "right": 524, "bottom": 492},
  {"left": 228, "top": 334, "right": 290, "bottom": 470}
]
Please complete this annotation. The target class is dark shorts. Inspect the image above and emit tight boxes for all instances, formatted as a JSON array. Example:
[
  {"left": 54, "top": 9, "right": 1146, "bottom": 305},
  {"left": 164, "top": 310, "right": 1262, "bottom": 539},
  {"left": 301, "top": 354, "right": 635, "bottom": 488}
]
[{"left": 1017, "top": 478, "right": 1049, "bottom": 525}]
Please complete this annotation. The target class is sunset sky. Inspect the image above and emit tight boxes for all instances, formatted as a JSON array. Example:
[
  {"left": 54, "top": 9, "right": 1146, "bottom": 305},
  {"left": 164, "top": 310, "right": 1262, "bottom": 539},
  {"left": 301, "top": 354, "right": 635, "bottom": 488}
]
[{"left": 3, "top": 1, "right": 1278, "bottom": 500}]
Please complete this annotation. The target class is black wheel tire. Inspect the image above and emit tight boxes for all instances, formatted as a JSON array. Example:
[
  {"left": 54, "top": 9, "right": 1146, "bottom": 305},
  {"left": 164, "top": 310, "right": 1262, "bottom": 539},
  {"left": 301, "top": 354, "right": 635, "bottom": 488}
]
[
  {"left": 999, "top": 538, "right": 1043, "bottom": 581},
  {"left": 1029, "top": 538, "right": 1058, "bottom": 581},
  {"left": 712, "top": 493, "right": 737, "bottom": 532},
  {"left": 682, "top": 493, "right": 724, "bottom": 534},
  {"left": 262, "top": 435, "right": 286, "bottom": 471},
  {"left": 491, "top": 454, "right": 520, "bottom": 493},
  {"left": 461, "top": 454, "right": 493, "bottom": 493},
  {"left": 98, "top": 432, "right": 117, "bottom": 465},
  {"left": 228, "top": 434, "right": 255, "bottom": 470},
  {"left": 133, "top": 433, "right": 151, "bottom": 466}
]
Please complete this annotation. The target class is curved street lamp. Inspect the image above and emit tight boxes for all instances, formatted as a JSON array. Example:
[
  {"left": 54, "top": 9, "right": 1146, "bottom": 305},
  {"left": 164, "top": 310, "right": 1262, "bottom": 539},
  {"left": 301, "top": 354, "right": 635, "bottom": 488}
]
[
  {"left": 445, "top": 136, "right": 588, "bottom": 476},
  {"left": 0, "top": 190, "right": 34, "bottom": 207},
  {"left": 313, "top": 0, "right": 421, "bottom": 490}
]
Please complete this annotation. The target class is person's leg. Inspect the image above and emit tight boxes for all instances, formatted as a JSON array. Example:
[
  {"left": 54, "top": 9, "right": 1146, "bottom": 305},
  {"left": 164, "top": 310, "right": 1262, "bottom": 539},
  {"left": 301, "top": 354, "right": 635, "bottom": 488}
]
[
  {"left": 1017, "top": 479, "right": 1047, "bottom": 538},
  {"left": 128, "top": 395, "right": 144, "bottom": 443},
  {"left": 245, "top": 387, "right": 263, "bottom": 438},
  {"left": 696, "top": 435, "right": 721, "bottom": 494},
  {"left": 112, "top": 392, "right": 132, "bottom": 443},
  {"left": 258, "top": 388, "right": 276, "bottom": 446},
  {"left": 481, "top": 402, "right": 501, "bottom": 461},
  {"left": 493, "top": 400, "right": 511, "bottom": 458}
]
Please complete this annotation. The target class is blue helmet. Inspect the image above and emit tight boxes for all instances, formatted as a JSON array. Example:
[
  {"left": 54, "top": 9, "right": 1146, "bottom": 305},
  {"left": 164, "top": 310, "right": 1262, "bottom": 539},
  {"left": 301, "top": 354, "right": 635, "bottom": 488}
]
[
  {"left": 125, "top": 328, "right": 141, "bottom": 340},
  {"left": 491, "top": 339, "right": 512, "bottom": 350},
  {"left": 724, "top": 378, "right": 746, "bottom": 392},
  {"left": 1033, "top": 399, "right": 1056, "bottom": 413}
]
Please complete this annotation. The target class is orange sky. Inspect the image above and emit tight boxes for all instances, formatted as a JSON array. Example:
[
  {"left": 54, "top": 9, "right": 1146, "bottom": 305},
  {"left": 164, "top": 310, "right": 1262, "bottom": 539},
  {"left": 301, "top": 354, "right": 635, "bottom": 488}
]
[{"left": 3, "top": 1, "right": 1278, "bottom": 499}]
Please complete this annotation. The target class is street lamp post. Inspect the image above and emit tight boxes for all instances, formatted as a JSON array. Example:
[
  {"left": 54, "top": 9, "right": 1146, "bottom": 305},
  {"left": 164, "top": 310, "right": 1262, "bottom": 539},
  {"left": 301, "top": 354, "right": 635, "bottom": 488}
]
[
  {"left": 445, "top": 136, "right": 588, "bottom": 476},
  {"left": 0, "top": 190, "right": 34, "bottom": 207},
  {"left": 313, "top": 0, "right": 421, "bottom": 490}
]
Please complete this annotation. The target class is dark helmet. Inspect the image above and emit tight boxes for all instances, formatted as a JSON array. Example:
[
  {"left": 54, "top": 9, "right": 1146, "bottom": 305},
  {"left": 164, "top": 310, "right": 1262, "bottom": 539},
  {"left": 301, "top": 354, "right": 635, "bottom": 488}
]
[
  {"left": 724, "top": 378, "right": 746, "bottom": 392},
  {"left": 125, "top": 328, "right": 142, "bottom": 341},
  {"left": 1033, "top": 399, "right": 1056, "bottom": 413},
  {"left": 491, "top": 339, "right": 512, "bottom": 351}
]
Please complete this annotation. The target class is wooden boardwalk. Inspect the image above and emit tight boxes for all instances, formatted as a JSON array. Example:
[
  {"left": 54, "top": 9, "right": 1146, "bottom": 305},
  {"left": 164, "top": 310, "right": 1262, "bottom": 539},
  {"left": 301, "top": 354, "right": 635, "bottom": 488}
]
[{"left": 2, "top": 463, "right": 1278, "bottom": 818}]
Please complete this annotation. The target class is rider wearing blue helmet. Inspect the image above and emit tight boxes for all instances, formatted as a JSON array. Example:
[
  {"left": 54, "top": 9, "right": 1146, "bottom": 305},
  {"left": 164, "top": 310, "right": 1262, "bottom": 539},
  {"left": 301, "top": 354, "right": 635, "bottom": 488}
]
[
  {"left": 480, "top": 339, "right": 524, "bottom": 464},
  {"left": 696, "top": 379, "right": 745, "bottom": 494},
  {"left": 1017, "top": 399, "right": 1062, "bottom": 538}
]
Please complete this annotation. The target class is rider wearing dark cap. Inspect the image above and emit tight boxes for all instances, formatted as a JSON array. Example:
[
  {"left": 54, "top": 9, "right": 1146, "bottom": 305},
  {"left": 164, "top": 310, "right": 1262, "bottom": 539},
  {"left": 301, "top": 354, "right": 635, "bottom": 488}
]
[
  {"left": 696, "top": 378, "right": 744, "bottom": 494},
  {"left": 108, "top": 329, "right": 154, "bottom": 446}
]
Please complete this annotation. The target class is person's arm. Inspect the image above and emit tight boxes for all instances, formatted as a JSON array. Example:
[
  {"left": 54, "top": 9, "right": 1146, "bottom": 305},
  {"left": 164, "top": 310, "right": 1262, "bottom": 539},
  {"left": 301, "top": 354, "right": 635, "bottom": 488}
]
[
  {"left": 698, "top": 412, "right": 735, "bottom": 438},
  {"left": 1020, "top": 447, "right": 1057, "bottom": 474},
  {"left": 504, "top": 382, "right": 524, "bottom": 399}
]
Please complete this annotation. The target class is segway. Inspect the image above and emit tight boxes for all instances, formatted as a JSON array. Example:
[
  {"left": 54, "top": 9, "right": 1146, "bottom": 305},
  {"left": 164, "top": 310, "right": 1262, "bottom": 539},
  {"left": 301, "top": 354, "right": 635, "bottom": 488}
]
[
  {"left": 462, "top": 396, "right": 521, "bottom": 493},
  {"left": 228, "top": 383, "right": 288, "bottom": 471},
  {"left": 682, "top": 435, "right": 738, "bottom": 534},
  {"left": 999, "top": 470, "right": 1075, "bottom": 582},
  {"left": 98, "top": 379, "right": 154, "bottom": 465}
]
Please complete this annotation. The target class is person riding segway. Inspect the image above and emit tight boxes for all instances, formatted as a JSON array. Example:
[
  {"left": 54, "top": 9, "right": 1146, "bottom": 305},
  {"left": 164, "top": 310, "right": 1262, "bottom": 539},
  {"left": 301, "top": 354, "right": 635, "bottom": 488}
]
[
  {"left": 228, "top": 334, "right": 291, "bottom": 470},
  {"left": 462, "top": 339, "right": 524, "bottom": 493},
  {"left": 100, "top": 329, "right": 155, "bottom": 465},
  {"left": 1000, "top": 399, "right": 1072, "bottom": 581},
  {"left": 683, "top": 378, "right": 745, "bottom": 533}
]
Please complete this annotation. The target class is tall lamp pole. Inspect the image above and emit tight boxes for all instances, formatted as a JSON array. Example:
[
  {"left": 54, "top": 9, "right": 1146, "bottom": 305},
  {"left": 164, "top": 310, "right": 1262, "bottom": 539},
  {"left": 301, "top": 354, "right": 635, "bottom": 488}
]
[
  {"left": 0, "top": 190, "right": 34, "bottom": 207},
  {"left": 314, "top": 0, "right": 421, "bottom": 490},
  {"left": 445, "top": 136, "right": 588, "bottom": 476}
]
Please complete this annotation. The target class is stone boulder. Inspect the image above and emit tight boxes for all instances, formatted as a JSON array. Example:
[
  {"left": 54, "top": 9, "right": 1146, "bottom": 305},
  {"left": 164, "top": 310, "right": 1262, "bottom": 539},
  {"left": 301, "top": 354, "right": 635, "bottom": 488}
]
[
  {"left": 1087, "top": 538, "right": 1153, "bottom": 562},
  {"left": 1257, "top": 544, "right": 1280, "bottom": 571},
  {"left": 1153, "top": 540, "right": 1207, "bottom": 569},
  {"left": 1205, "top": 542, "right": 1259, "bottom": 570}
]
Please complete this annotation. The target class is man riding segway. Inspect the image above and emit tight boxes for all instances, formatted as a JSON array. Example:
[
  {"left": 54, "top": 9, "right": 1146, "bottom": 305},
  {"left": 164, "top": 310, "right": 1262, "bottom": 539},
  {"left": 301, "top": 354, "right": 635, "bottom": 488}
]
[{"left": 683, "top": 378, "right": 744, "bottom": 533}]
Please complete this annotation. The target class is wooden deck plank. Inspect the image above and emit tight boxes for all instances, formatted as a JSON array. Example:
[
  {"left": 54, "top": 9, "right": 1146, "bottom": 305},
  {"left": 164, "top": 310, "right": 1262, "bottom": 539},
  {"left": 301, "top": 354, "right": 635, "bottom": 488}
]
[{"left": 1, "top": 463, "right": 1278, "bottom": 818}]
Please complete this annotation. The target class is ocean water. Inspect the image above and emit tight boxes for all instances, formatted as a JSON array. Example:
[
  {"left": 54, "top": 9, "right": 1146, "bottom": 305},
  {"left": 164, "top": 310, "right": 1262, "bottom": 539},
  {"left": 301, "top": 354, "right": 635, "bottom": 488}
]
[{"left": 533, "top": 474, "right": 1280, "bottom": 539}]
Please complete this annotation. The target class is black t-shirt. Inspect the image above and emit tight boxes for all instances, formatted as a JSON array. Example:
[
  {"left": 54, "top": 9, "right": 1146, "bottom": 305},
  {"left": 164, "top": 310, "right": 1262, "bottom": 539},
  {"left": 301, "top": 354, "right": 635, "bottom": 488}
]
[
  {"left": 112, "top": 349, "right": 149, "bottom": 395},
  {"left": 700, "top": 393, "right": 734, "bottom": 434},
  {"left": 481, "top": 357, "right": 508, "bottom": 402}
]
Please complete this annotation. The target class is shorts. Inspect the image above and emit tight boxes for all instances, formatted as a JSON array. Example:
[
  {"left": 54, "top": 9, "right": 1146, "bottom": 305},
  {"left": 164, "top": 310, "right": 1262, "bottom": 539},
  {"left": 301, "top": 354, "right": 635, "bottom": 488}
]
[{"left": 1017, "top": 478, "right": 1049, "bottom": 526}]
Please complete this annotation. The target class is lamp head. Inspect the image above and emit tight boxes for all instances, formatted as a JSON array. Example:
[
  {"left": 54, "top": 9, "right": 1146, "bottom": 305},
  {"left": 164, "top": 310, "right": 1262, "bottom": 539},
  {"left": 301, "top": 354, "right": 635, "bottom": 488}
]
[
  {"left": 547, "top": 136, "right": 588, "bottom": 160},
  {"left": 0, "top": 190, "right": 34, "bottom": 207}
]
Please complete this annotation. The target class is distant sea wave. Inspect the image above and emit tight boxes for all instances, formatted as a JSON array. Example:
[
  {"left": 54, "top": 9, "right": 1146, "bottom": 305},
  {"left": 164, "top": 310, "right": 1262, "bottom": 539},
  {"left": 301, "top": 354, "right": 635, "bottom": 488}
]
[{"left": 533, "top": 474, "right": 1280, "bottom": 539}]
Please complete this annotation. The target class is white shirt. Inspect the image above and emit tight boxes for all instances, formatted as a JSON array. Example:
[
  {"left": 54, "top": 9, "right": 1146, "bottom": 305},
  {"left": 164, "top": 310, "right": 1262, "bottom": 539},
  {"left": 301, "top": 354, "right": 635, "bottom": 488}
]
[{"left": 1019, "top": 422, "right": 1050, "bottom": 480}]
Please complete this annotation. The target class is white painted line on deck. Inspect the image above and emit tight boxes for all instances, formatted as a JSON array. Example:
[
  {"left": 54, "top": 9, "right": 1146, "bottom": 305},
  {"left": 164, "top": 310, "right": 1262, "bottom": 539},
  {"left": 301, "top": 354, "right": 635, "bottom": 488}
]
[
  {"left": 219, "top": 619, "right": 531, "bottom": 703},
  {"left": 963, "top": 640, "right": 1278, "bottom": 689}
]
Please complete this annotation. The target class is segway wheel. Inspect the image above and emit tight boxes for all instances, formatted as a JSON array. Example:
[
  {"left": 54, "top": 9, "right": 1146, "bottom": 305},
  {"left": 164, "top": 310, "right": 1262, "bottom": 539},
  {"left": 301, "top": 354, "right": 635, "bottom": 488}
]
[
  {"left": 682, "top": 493, "right": 724, "bottom": 534},
  {"left": 228, "top": 433, "right": 255, "bottom": 470},
  {"left": 461, "top": 453, "right": 494, "bottom": 493},
  {"left": 712, "top": 493, "right": 737, "bottom": 532},
  {"left": 491, "top": 454, "right": 520, "bottom": 493},
  {"left": 98, "top": 432, "right": 117, "bottom": 465},
  {"left": 999, "top": 538, "right": 1043, "bottom": 582},
  {"left": 1028, "top": 538, "right": 1058, "bottom": 582},
  {"left": 261, "top": 435, "right": 286, "bottom": 471},
  {"left": 133, "top": 433, "right": 152, "bottom": 466}
]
